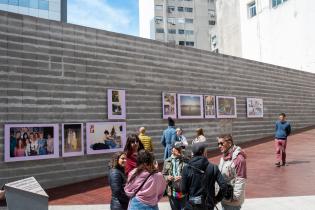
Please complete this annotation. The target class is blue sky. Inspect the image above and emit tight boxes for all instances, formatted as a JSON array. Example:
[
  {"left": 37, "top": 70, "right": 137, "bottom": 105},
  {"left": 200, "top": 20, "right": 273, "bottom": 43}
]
[{"left": 67, "top": 0, "right": 139, "bottom": 36}]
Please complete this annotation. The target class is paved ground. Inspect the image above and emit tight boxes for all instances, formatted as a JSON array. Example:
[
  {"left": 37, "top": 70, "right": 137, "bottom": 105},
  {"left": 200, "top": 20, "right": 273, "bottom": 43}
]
[{"left": 3, "top": 129, "right": 315, "bottom": 209}]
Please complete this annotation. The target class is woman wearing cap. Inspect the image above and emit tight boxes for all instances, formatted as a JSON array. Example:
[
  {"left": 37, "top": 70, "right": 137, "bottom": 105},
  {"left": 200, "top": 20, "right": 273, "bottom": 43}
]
[
  {"left": 192, "top": 128, "right": 206, "bottom": 144},
  {"left": 162, "top": 142, "right": 188, "bottom": 210}
]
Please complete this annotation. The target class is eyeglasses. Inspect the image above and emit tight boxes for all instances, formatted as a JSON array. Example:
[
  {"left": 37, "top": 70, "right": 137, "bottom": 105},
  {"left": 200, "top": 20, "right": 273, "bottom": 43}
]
[{"left": 217, "top": 142, "right": 224, "bottom": 146}]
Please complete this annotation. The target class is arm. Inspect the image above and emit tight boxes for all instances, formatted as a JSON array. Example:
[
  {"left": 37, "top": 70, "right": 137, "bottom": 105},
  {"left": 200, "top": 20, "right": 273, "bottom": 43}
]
[
  {"left": 109, "top": 170, "right": 129, "bottom": 201},
  {"left": 233, "top": 155, "right": 247, "bottom": 200},
  {"left": 149, "top": 137, "right": 154, "bottom": 151},
  {"left": 181, "top": 165, "right": 189, "bottom": 195},
  {"left": 286, "top": 124, "right": 291, "bottom": 136},
  {"left": 161, "top": 132, "right": 166, "bottom": 147},
  {"left": 214, "top": 165, "right": 228, "bottom": 201}
]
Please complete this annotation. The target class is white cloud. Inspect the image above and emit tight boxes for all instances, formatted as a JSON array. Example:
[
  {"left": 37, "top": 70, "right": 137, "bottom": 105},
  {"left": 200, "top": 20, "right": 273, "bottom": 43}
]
[{"left": 68, "top": 0, "right": 136, "bottom": 35}]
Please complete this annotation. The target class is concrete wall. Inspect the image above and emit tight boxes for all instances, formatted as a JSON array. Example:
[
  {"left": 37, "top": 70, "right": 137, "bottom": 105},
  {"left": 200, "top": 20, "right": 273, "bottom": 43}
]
[{"left": 0, "top": 11, "right": 315, "bottom": 189}]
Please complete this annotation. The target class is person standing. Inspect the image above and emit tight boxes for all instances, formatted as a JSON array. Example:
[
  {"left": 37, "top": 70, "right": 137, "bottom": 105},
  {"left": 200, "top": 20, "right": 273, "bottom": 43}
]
[
  {"left": 275, "top": 113, "right": 291, "bottom": 167},
  {"left": 124, "top": 150, "right": 166, "bottom": 210},
  {"left": 181, "top": 143, "right": 229, "bottom": 210},
  {"left": 124, "top": 134, "right": 144, "bottom": 176},
  {"left": 176, "top": 128, "right": 188, "bottom": 147},
  {"left": 162, "top": 142, "right": 188, "bottom": 210},
  {"left": 109, "top": 152, "right": 129, "bottom": 210},
  {"left": 192, "top": 128, "right": 206, "bottom": 145},
  {"left": 217, "top": 134, "right": 247, "bottom": 210},
  {"left": 161, "top": 117, "right": 177, "bottom": 159},
  {"left": 138, "top": 127, "right": 153, "bottom": 152}
]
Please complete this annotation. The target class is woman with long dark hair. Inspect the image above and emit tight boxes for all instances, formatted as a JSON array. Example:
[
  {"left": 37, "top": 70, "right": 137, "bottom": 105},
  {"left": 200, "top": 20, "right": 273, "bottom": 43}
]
[
  {"left": 124, "top": 150, "right": 166, "bottom": 210},
  {"left": 109, "top": 152, "right": 129, "bottom": 210},
  {"left": 124, "top": 134, "right": 144, "bottom": 176}
]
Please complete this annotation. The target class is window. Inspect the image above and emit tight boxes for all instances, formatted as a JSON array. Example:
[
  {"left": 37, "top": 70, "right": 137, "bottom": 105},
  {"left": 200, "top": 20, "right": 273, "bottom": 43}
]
[
  {"left": 177, "top": 18, "right": 185, "bottom": 24},
  {"left": 248, "top": 2, "right": 256, "bottom": 18},
  {"left": 178, "top": 6, "right": 184, "bottom": 12},
  {"left": 209, "top": 20, "right": 216, "bottom": 25},
  {"left": 19, "top": 0, "right": 30, "bottom": 7},
  {"left": 185, "top": 7, "right": 193, "bottom": 12},
  {"left": 179, "top": 41, "right": 185, "bottom": 46},
  {"left": 155, "top": 5, "right": 163, "bottom": 10},
  {"left": 186, "top": 41, "right": 194, "bottom": 46},
  {"left": 38, "top": 0, "right": 49, "bottom": 10},
  {"left": 0, "top": 0, "right": 8, "bottom": 4},
  {"left": 167, "top": 6, "right": 175, "bottom": 13},
  {"left": 30, "top": 0, "right": 39, "bottom": 9},
  {"left": 8, "top": 0, "right": 18, "bottom": 5},
  {"left": 185, "top": 30, "right": 194, "bottom": 35},
  {"left": 185, "top": 0, "right": 193, "bottom": 1},
  {"left": 168, "top": 29, "right": 176, "bottom": 34},
  {"left": 185, "top": 18, "right": 193, "bottom": 23},
  {"left": 155, "top": 16, "right": 163, "bottom": 24},
  {"left": 167, "top": 17, "right": 176, "bottom": 25},
  {"left": 156, "top": 28, "right": 164, "bottom": 33},
  {"left": 272, "top": 0, "right": 287, "bottom": 7},
  {"left": 208, "top": 9, "right": 215, "bottom": 18},
  {"left": 178, "top": 29, "right": 185, "bottom": 34}
]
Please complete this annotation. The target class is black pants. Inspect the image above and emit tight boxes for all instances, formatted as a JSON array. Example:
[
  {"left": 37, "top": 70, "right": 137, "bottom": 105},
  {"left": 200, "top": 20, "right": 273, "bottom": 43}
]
[
  {"left": 184, "top": 202, "right": 214, "bottom": 210},
  {"left": 169, "top": 196, "right": 186, "bottom": 210}
]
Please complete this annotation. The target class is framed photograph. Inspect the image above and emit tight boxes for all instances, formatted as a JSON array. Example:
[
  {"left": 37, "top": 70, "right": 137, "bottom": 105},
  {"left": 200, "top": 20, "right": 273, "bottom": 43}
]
[
  {"left": 162, "top": 92, "right": 177, "bottom": 119},
  {"left": 4, "top": 124, "right": 59, "bottom": 162},
  {"left": 108, "top": 89, "right": 126, "bottom": 119},
  {"left": 216, "top": 96, "right": 237, "bottom": 118},
  {"left": 247, "top": 98, "right": 263, "bottom": 118},
  {"left": 86, "top": 122, "right": 126, "bottom": 155},
  {"left": 62, "top": 123, "right": 84, "bottom": 157},
  {"left": 178, "top": 94, "right": 204, "bottom": 119},
  {"left": 204, "top": 95, "right": 216, "bottom": 118}
]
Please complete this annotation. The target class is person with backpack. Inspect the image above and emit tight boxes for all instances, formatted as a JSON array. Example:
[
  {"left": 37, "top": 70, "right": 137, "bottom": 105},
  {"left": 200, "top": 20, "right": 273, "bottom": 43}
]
[
  {"left": 181, "top": 143, "right": 229, "bottom": 210},
  {"left": 217, "top": 134, "right": 247, "bottom": 210},
  {"left": 124, "top": 150, "right": 166, "bottom": 210},
  {"left": 162, "top": 142, "right": 188, "bottom": 210}
]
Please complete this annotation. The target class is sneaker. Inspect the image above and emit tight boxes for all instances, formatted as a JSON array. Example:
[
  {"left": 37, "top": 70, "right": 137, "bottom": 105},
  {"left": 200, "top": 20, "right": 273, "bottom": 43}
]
[
  {"left": 282, "top": 162, "right": 286, "bottom": 166},
  {"left": 275, "top": 162, "right": 281, "bottom": 167}
]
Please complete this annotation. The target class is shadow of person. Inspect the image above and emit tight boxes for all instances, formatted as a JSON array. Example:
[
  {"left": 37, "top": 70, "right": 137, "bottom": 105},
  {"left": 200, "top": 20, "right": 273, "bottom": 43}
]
[{"left": 286, "top": 160, "right": 311, "bottom": 165}]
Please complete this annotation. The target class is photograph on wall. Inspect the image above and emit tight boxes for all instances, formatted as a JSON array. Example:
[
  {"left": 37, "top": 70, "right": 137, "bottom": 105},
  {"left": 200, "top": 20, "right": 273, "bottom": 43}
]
[
  {"left": 247, "top": 98, "right": 263, "bottom": 118},
  {"left": 86, "top": 122, "right": 126, "bottom": 155},
  {"left": 4, "top": 124, "right": 59, "bottom": 162},
  {"left": 108, "top": 89, "right": 126, "bottom": 119},
  {"left": 162, "top": 92, "right": 177, "bottom": 119},
  {"left": 62, "top": 123, "right": 84, "bottom": 157},
  {"left": 216, "top": 96, "right": 237, "bottom": 118},
  {"left": 204, "top": 95, "right": 216, "bottom": 118},
  {"left": 178, "top": 94, "right": 204, "bottom": 119}
]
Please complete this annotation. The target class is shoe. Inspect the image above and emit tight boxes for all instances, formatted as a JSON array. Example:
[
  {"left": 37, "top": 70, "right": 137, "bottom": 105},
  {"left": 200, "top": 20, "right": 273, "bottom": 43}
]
[
  {"left": 275, "top": 162, "right": 281, "bottom": 167},
  {"left": 282, "top": 162, "right": 286, "bottom": 166}
]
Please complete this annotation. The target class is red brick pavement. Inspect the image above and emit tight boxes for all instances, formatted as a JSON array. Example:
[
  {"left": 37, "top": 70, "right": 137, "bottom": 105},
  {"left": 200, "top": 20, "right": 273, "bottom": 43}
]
[{"left": 48, "top": 129, "right": 315, "bottom": 205}]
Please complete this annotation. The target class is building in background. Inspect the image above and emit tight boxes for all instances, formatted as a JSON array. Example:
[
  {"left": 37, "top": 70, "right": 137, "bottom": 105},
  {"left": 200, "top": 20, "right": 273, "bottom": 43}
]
[
  {"left": 0, "top": 0, "right": 67, "bottom": 22},
  {"left": 140, "top": 0, "right": 217, "bottom": 51},
  {"left": 213, "top": 0, "right": 315, "bottom": 73}
]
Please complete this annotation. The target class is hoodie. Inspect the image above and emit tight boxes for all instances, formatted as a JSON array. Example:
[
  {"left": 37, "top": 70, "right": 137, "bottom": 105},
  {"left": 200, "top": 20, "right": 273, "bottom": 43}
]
[{"left": 124, "top": 169, "right": 166, "bottom": 206}]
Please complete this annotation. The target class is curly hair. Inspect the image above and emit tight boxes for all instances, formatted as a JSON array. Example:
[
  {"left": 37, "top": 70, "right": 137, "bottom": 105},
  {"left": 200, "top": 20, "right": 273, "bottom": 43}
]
[
  {"left": 127, "top": 150, "right": 158, "bottom": 183},
  {"left": 124, "top": 134, "right": 144, "bottom": 157}
]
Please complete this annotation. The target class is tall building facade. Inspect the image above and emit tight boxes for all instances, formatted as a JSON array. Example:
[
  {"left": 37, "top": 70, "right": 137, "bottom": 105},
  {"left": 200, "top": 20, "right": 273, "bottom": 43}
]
[
  {"left": 140, "top": 0, "right": 217, "bottom": 51},
  {"left": 213, "top": 0, "right": 315, "bottom": 73},
  {"left": 0, "top": 0, "right": 67, "bottom": 22}
]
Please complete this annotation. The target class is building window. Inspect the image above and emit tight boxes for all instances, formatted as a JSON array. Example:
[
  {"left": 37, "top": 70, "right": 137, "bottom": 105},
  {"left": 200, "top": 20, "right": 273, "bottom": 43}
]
[
  {"left": 272, "top": 0, "right": 287, "bottom": 7},
  {"left": 156, "top": 28, "right": 164, "bottom": 33},
  {"left": 178, "top": 6, "right": 184, "bottom": 12},
  {"left": 30, "top": 0, "right": 39, "bottom": 9},
  {"left": 155, "top": 5, "right": 163, "bottom": 10},
  {"left": 8, "top": 0, "right": 18, "bottom": 5},
  {"left": 167, "top": 6, "right": 175, "bottom": 13},
  {"left": 185, "top": 30, "right": 194, "bottom": 35},
  {"left": 19, "top": 0, "right": 30, "bottom": 7},
  {"left": 185, "top": 7, "right": 193, "bottom": 12},
  {"left": 185, "top": 18, "right": 193, "bottom": 23},
  {"left": 178, "top": 29, "right": 185, "bottom": 34},
  {"left": 167, "top": 17, "right": 176, "bottom": 25},
  {"left": 209, "top": 20, "right": 216, "bottom": 25},
  {"left": 185, "top": 0, "right": 193, "bottom": 1},
  {"left": 186, "top": 41, "right": 194, "bottom": 46},
  {"left": 248, "top": 2, "right": 256, "bottom": 18},
  {"left": 179, "top": 41, "right": 185, "bottom": 46},
  {"left": 38, "top": 0, "right": 49, "bottom": 10},
  {"left": 168, "top": 29, "right": 176, "bottom": 34},
  {"left": 177, "top": 18, "right": 185, "bottom": 24},
  {"left": 155, "top": 16, "right": 163, "bottom": 24}
]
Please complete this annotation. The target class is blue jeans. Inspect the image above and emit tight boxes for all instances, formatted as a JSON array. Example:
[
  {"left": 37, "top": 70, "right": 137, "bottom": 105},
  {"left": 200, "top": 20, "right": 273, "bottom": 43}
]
[
  {"left": 221, "top": 203, "right": 241, "bottom": 210},
  {"left": 129, "top": 197, "right": 159, "bottom": 210}
]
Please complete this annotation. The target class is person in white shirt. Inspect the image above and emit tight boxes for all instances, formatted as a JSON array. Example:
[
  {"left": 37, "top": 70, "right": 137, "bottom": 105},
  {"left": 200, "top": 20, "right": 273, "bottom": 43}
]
[{"left": 192, "top": 128, "right": 206, "bottom": 145}]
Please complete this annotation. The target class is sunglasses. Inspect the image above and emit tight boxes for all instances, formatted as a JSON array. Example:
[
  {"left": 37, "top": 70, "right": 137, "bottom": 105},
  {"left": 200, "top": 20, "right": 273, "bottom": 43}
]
[{"left": 217, "top": 142, "right": 225, "bottom": 146}]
